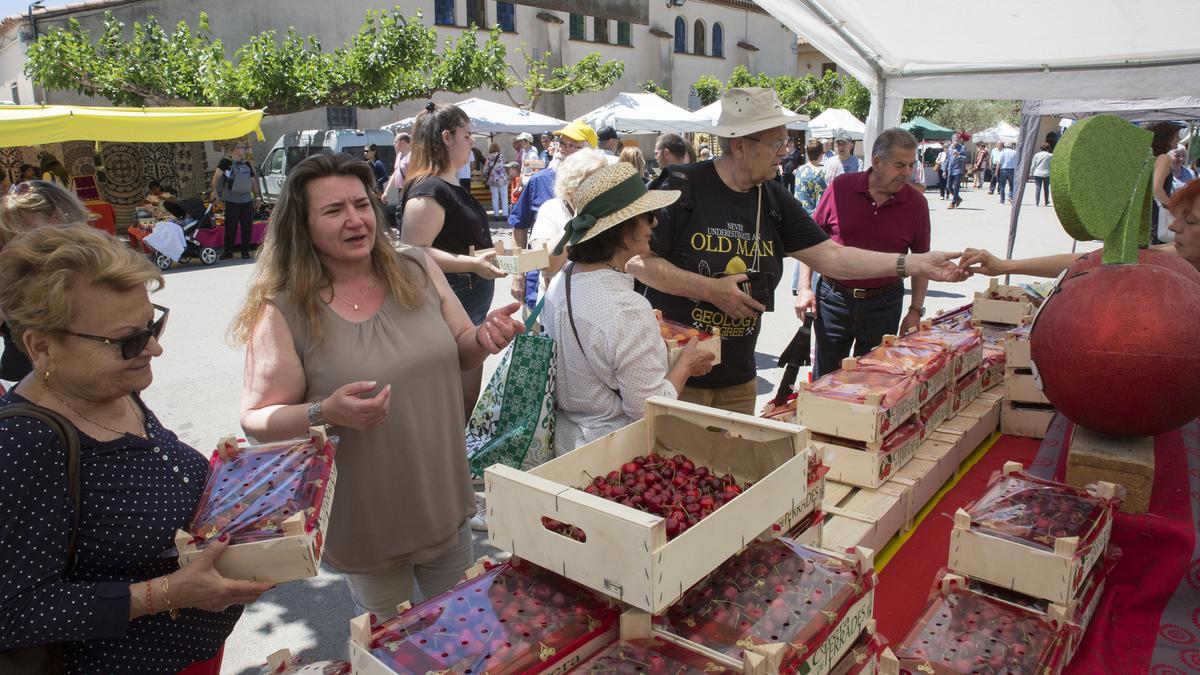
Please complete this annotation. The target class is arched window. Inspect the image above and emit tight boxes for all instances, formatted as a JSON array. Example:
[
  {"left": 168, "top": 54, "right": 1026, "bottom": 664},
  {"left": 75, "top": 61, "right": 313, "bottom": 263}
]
[
  {"left": 674, "top": 17, "right": 687, "bottom": 54},
  {"left": 712, "top": 22, "right": 724, "bottom": 58},
  {"left": 693, "top": 19, "right": 706, "bottom": 56}
]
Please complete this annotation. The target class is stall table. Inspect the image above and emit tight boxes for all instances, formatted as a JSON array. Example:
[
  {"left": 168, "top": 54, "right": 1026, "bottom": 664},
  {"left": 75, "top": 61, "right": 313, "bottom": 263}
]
[{"left": 872, "top": 416, "right": 1200, "bottom": 674}]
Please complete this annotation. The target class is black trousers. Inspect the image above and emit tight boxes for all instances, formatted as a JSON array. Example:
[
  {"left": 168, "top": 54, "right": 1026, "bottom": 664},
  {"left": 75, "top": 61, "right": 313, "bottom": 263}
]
[
  {"left": 813, "top": 279, "right": 904, "bottom": 379},
  {"left": 223, "top": 200, "right": 255, "bottom": 256}
]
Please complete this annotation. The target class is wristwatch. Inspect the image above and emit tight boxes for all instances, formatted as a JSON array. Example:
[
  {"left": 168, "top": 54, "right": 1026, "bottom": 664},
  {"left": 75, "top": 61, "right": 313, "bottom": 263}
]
[
  {"left": 895, "top": 254, "right": 908, "bottom": 279},
  {"left": 306, "top": 399, "right": 327, "bottom": 427},
  {"left": 908, "top": 306, "right": 926, "bottom": 317}
]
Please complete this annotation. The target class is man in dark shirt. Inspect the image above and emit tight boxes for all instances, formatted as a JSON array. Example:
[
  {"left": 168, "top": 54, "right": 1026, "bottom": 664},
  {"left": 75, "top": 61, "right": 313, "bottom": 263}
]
[
  {"left": 630, "top": 89, "right": 966, "bottom": 414},
  {"left": 797, "top": 128, "right": 932, "bottom": 378}
]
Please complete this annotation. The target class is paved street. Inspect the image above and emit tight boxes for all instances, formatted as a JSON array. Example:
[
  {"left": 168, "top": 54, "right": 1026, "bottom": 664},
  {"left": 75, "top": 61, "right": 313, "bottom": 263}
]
[{"left": 136, "top": 182, "right": 1096, "bottom": 673}]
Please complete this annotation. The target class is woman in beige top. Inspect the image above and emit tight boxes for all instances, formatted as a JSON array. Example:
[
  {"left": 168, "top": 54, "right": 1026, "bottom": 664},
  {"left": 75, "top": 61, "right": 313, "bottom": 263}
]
[{"left": 230, "top": 153, "right": 523, "bottom": 616}]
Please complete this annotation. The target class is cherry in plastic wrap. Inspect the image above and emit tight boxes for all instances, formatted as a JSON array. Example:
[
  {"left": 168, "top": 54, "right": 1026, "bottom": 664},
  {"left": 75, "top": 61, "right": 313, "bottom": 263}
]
[
  {"left": 900, "top": 327, "right": 983, "bottom": 378},
  {"left": 656, "top": 538, "right": 875, "bottom": 673},
  {"left": 894, "top": 578, "right": 1072, "bottom": 674},
  {"left": 830, "top": 624, "right": 888, "bottom": 675},
  {"left": 188, "top": 434, "right": 337, "bottom": 546},
  {"left": 362, "top": 558, "right": 620, "bottom": 674},
  {"left": 856, "top": 340, "right": 951, "bottom": 402},
  {"left": 574, "top": 636, "right": 735, "bottom": 673},
  {"left": 808, "top": 368, "right": 917, "bottom": 408},
  {"left": 966, "top": 471, "right": 1109, "bottom": 551}
]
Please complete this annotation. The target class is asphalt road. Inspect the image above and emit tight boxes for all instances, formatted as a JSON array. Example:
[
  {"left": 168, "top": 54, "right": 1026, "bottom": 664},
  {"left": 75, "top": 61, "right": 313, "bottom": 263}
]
[{"left": 132, "top": 182, "right": 1097, "bottom": 673}]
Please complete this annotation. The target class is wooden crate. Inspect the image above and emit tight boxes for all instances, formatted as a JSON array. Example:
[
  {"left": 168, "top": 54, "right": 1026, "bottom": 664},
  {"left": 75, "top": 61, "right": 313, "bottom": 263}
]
[
  {"left": 948, "top": 462, "right": 1119, "bottom": 604},
  {"left": 1005, "top": 367, "right": 1050, "bottom": 405},
  {"left": 825, "top": 487, "right": 908, "bottom": 554},
  {"left": 817, "top": 422, "right": 921, "bottom": 489},
  {"left": 972, "top": 279, "right": 1035, "bottom": 325},
  {"left": 890, "top": 457, "right": 946, "bottom": 530},
  {"left": 980, "top": 359, "right": 1005, "bottom": 391},
  {"left": 1065, "top": 426, "right": 1154, "bottom": 514},
  {"left": 919, "top": 390, "right": 953, "bottom": 442},
  {"left": 797, "top": 359, "right": 921, "bottom": 444},
  {"left": 471, "top": 239, "right": 551, "bottom": 274},
  {"left": 1004, "top": 335, "right": 1032, "bottom": 370},
  {"left": 175, "top": 429, "right": 336, "bottom": 584},
  {"left": 1000, "top": 400, "right": 1056, "bottom": 439},
  {"left": 485, "top": 397, "right": 813, "bottom": 614},
  {"left": 908, "top": 320, "right": 984, "bottom": 379},
  {"left": 914, "top": 436, "right": 958, "bottom": 482},
  {"left": 656, "top": 309, "right": 722, "bottom": 369},
  {"left": 950, "top": 369, "right": 983, "bottom": 414},
  {"left": 862, "top": 334, "right": 953, "bottom": 404}
]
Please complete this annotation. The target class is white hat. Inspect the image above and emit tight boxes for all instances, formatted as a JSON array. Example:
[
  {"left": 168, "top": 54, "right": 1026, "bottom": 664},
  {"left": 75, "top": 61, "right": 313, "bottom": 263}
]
[
  {"left": 515, "top": 132, "right": 534, "bottom": 142},
  {"left": 834, "top": 130, "right": 854, "bottom": 142},
  {"left": 713, "top": 87, "right": 804, "bottom": 138}
]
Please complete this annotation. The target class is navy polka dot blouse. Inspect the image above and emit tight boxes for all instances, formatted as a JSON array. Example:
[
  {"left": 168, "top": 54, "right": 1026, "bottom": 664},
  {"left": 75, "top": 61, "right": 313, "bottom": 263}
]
[{"left": 0, "top": 390, "right": 241, "bottom": 673}]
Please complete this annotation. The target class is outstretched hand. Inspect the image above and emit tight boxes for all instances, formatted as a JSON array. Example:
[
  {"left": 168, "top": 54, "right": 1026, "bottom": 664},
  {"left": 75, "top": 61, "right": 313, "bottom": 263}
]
[
  {"left": 910, "top": 251, "right": 970, "bottom": 282},
  {"left": 476, "top": 302, "right": 525, "bottom": 354},
  {"left": 959, "top": 248, "right": 1004, "bottom": 276}
]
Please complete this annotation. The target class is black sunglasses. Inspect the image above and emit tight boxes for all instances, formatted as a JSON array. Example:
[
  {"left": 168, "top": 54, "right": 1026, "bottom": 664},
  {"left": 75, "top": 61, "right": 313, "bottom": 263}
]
[{"left": 62, "top": 304, "right": 170, "bottom": 359}]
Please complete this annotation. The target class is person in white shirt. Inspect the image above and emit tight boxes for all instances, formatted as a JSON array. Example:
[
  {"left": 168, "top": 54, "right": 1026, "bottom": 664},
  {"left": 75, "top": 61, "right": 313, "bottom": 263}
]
[
  {"left": 513, "top": 133, "right": 542, "bottom": 185},
  {"left": 822, "top": 131, "right": 861, "bottom": 184},
  {"left": 997, "top": 142, "right": 1019, "bottom": 204},
  {"left": 1030, "top": 143, "right": 1053, "bottom": 207},
  {"left": 988, "top": 142, "right": 1004, "bottom": 195},
  {"left": 542, "top": 162, "right": 715, "bottom": 453}
]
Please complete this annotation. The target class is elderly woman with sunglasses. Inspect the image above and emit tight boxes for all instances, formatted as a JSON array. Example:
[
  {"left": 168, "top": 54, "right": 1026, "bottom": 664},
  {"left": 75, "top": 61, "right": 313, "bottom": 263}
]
[{"left": 0, "top": 225, "right": 271, "bottom": 674}]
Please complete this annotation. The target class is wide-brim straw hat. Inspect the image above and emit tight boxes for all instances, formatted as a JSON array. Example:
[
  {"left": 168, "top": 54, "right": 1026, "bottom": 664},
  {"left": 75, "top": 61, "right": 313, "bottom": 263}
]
[
  {"left": 713, "top": 87, "right": 805, "bottom": 138},
  {"left": 554, "top": 162, "right": 679, "bottom": 253}
]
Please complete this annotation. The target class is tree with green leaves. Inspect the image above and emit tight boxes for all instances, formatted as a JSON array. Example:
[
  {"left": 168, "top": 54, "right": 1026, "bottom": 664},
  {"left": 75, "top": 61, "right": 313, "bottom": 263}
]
[
  {"left": 638, "top": 80, "right": 671, "bottom": 101},
  {"left": 25, "top": 9, "right": 622, "bottom": 116}
]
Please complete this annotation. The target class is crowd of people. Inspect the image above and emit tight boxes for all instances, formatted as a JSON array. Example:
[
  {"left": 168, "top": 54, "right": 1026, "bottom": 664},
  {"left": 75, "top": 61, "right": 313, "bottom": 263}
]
[{"left": 0, "top": 87, "right": 1198, "bottom": 674}]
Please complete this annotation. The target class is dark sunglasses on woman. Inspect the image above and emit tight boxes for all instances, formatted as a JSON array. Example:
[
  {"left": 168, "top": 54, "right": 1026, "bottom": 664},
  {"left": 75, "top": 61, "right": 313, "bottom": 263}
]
[{"left": 61, "top": 304, "right": 170, "bottom": 359}]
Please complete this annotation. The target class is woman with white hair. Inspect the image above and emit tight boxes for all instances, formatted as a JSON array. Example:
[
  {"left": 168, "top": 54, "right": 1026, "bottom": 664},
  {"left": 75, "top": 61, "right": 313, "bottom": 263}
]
[{"left": 526, "top": 150, "right": 611, "bottom": 299}]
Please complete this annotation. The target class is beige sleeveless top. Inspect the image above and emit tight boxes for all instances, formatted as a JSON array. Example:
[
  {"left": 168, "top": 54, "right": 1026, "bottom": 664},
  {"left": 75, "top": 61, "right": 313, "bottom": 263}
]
[{"left": 272, "top": 249, "right": 474, "bottom": 574}]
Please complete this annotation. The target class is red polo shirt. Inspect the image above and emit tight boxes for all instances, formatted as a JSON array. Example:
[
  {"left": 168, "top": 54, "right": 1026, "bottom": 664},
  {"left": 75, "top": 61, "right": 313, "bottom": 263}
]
[{"left": 812, "top": 169, "right": 931, "bottom": 288}]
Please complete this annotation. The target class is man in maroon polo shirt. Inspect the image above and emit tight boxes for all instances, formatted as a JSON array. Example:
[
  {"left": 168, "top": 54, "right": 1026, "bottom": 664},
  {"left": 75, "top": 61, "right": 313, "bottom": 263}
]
[{"left": 796, "top": 128, "right": 930, "bottom": 378}]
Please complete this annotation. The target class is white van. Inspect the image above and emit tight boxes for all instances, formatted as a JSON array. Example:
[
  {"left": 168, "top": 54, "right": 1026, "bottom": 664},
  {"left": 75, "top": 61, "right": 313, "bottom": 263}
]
[{"left": 258, "top": 129, "right": 395, "bottom": 202}]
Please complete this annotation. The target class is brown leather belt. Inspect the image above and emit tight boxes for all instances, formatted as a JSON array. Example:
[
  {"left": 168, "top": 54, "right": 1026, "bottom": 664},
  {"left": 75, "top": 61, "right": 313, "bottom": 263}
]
[{"left": 821, "top": 277, "right": 902, "bottom": 300}]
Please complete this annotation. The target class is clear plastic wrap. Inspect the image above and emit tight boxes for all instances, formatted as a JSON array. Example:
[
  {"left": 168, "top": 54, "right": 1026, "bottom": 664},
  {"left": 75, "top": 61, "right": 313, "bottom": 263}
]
[
  {"left": 930, "top": 303, "right": 973, "bottom": 331},
  {"left": 657, "top": 313, "right": 716, "bottom": 344},
  {"left": 919, "top": 387, "right": 951, "bottom": 428},
  {"left": 858, "top": 341, "right": 950, "bottom": 381},
  {"left": 965, "top": 471, "right": 1113, "bottom": 552},
  {"left": 656, "top": 539, "right": 874, "bottom": 673},
  {"left": 187, "top": 435, "right": 337, "bottom": 546},
  {"left": 363, "top": 558, "right": 620, "bottom": 674},
  {"left": 830, "top": 625, "right": 889, "bottom": 675},
  {"left": 809, "top": 368, "right": 917, "bottom": 408},
  {"left": 574, "top": 636, "right": 730, "bottom": 673},
  {"left": 894, "top": 577, "right": 1072, "bottom": 675},
  {"left": 900, "top": 328, "right": 983, "bottom": 378}
]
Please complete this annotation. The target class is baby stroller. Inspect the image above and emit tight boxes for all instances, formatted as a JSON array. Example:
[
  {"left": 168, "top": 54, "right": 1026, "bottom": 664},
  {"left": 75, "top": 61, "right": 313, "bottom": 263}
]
[{"left": 146, "top": 199, "right": 218, "bottom": 270}]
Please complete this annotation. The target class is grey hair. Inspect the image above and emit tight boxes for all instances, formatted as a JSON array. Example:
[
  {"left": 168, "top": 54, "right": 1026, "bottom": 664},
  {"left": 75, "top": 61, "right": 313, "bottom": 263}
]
[
  {"left": 717, "top": 136, "right": 733, "bottom": 155},
  {"left": 871, "top": 128, "right": 918, "bottom": 161},
  {"left": 554, "top": 149, "right": 610, "bottom": 209}
]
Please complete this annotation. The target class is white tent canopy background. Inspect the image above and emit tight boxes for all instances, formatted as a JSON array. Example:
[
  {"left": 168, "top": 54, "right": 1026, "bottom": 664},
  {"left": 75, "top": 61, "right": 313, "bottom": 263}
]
[
  {"left": 807, "top": 108, "right": 864, "bottom": 140},
  {"left": 385, "top": 97, "right": 567, "bottom": 135},
  {"left": 582, "top": 92, "right": 713, "bottom": 134},
  {"left": 973, "top": 121, "right": 1020, "bottom": 144},
  {"left": 693, "top": 100, "right": 809, "bottom": 131}
]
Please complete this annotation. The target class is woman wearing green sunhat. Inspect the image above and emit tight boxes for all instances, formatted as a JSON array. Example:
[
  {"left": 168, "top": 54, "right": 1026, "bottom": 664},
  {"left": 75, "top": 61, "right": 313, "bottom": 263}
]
[{"left": 542, "top": 162, "right": 716, "bottom": 453}]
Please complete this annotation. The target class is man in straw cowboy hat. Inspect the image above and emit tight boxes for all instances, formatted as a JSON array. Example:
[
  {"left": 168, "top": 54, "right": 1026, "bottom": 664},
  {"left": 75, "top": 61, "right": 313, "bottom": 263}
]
[
  {"left": 542, "top": 161, "right": 716, "bottom": 452},
  {"left": 629, "top": 87, "right": 967, "bottom": 415}
]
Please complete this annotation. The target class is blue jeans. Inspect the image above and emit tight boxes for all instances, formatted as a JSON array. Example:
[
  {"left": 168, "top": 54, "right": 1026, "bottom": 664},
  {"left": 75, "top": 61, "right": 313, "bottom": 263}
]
[
  {"left": 947, "top": 173, "right": 963, "bottom": 204},
  {"left": 1033, "top": 176, "right": 1050, "bottom": 205},
  {"left": 446, "top": 273, "right": 494, "bottom": 325},
  {"left": 998, "top": 168, "right": 1016, "bottom": 202},
  {"left": 813, "top": 279, "right": 904, "bottom": 379}
]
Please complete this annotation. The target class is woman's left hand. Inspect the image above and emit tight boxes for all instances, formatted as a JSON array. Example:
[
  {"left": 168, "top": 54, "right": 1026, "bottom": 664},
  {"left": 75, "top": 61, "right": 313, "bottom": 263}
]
[{"left": 475, "top": 302, "right": 525, "bottom": 354}]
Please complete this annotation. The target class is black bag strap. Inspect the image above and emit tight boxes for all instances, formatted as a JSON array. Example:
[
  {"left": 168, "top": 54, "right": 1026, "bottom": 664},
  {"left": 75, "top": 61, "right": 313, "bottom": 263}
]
[
  {"left": 0, "top": 403, "right": 82, "bottom": 576},
  {"left": 564, "top": 263, "right": 621, "bottom": 401}
]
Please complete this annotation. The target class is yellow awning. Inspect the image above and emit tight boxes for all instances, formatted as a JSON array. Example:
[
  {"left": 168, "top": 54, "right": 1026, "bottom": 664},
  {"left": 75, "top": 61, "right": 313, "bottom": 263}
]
[{"left": 0, "top": 105, "right": 265, "bottom": 147}]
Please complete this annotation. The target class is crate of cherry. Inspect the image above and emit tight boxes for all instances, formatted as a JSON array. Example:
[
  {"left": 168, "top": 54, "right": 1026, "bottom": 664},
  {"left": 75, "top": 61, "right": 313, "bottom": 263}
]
[
  {"left": 918, "top": 388, "right": 952, "bottom": 442},
  {"left": 856, "top": 335, "right": 952, "bottom": 404},
  {"left": 486, "top": 397, "right": 815, "bottom": 614},
  {"left": 891, "top": 573, "right": 1075, "bottom": 675},
  {"left": 349, "top": 557, "right": 620, "bottom": 674},
  {"left": 901, "top": 322, "right": 983, "bottom": 379},
  {"left": 796, "top": 360, "right": 919, "bottom": 445},
  {"left": 814, "top": 418, "right": 922, "bottom": 489},
  {"left": 260, "top": 649, "right": 349, "bottom": 675},
  {"left": 971, "top": 278, "right": 1037, "bottom": 325},
  {"left": 653, "top": 538, "right": 876, "bottom": 675},
  {"left": 829, "top": 620, "right": 890, "bottom": 675},
  {"left": 656, "top": 309, "right": 721, "bottom": 368},
  {"left": 948, "top": 369, "right": 982, "bottom": 414},
  {"left": 948, "top": 462, "right": 1121, "bottom": 605},
  {"left": 175, "top": 428, "right": 337, "bottom": 583}
]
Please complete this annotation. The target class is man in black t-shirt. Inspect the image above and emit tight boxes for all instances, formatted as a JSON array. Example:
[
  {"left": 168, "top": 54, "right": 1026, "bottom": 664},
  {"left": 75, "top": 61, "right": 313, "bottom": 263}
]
[{"left": 630, "top": 88, "right": 969, "bottom": 414}]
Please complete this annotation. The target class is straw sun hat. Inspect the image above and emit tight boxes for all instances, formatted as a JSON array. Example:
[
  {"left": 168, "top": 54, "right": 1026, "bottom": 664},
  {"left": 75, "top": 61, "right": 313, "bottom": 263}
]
[{"left": 552, "top": 162, "right": 679, "bottom": 255}]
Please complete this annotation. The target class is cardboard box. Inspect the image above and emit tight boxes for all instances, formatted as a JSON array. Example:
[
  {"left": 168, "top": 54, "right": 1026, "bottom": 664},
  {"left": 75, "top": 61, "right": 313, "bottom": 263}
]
[
  {"left": 817, "top": 421, "right": 922, "bottom": 489},
  {"left": 797, "top": 359, "right": 921, "bottom": 444},
  {"left": 948, "top": 462, "right": 1119, "bottom": 605},
  {"left": 1005, "top": 367, "right": 1051, "bottom": 405},
  {"left": 485, "top": 397, "right": 813, "bottom": 614},
  {"left": 1065, "top": 426, "right": 1154, "bottom": 514},
  {"left": 971, "top": 279, "right": 1035, "bottom": 325},
  {"left": 1000, "top": 400, "right": 1056, "bottom": 439},
  {"left": 176, "top": 429, "right": 336, "bottom": 584}
]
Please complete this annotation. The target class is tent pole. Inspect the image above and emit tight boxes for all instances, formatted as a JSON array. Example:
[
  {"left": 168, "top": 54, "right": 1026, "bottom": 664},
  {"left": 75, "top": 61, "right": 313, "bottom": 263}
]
[{"left": 1005, "top": 102, "right": 1044, "bottom": 284}]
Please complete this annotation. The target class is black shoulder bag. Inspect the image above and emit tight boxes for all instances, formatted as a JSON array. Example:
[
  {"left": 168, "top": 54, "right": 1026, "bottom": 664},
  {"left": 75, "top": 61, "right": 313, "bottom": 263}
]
[{"left": 0, "top": 403, "right": 82, "bottom": 675}]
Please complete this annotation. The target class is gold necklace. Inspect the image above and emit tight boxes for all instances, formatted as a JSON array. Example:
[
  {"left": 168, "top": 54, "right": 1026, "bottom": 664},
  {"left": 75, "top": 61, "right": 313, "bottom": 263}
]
[
  {"left": 330, "top": 282, "right": 375, "bottom": 311},
  {"left": 48, "top": 390, "right": 147, "bottom": 439}
]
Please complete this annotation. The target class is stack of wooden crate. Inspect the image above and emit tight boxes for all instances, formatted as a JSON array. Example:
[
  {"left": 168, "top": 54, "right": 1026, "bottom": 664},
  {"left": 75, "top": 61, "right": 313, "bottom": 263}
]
[{"left": 1001, "top": 321, "right": 1057, "bottom": 438}]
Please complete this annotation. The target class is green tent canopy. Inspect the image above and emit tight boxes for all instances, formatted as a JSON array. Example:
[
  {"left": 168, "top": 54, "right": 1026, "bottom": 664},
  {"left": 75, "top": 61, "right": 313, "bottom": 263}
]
[{"left": 900, "top": 116, "right": 954, "bottom": 140}]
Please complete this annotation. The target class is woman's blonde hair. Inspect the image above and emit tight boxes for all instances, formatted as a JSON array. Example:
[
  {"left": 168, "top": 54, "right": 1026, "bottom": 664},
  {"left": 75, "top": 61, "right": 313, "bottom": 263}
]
[
  {"left": 230, "top": 153, "right": 426, "bottom": 346},
  {"left": 619, "top": 146, "right": 646, "bottom": 176},
  {"left": 0, "top": 180, "right": 91, "bottom": 248},
  {"left": 0, "top": 224, "right": 163, "bottom": 350}
]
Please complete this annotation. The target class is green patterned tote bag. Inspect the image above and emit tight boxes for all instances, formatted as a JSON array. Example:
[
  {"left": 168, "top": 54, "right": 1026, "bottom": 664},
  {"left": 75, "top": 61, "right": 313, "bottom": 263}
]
[{"left": 465, "top": 301, "right": 556, "bottom": 476}]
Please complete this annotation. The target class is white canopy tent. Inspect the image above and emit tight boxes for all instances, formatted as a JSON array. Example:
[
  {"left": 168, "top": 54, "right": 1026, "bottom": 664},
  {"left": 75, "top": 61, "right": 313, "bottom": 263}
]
[
  {"left": 693, "top": 100, "right": 809, "bottom": 131},
  {"left": 754, "top": 1, "right": 1200, "bottom": 263},
  {"left": 385, "top": 97, "right": 566, "bottom": 135},
  {"left": 973, "top": 121, "right": 1021, "bottom": 144},
  {"left": 582, "top": 92, "right": 714, "bottom": 135},
  {"left": 807, "top": 108, "right": 864, "bottom": 140}
]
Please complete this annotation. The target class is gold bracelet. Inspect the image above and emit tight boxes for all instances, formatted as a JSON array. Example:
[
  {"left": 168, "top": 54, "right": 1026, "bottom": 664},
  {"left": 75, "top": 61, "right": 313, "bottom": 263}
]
[{"left": 161, "top": 576, "right": 179, "bottom": 620}]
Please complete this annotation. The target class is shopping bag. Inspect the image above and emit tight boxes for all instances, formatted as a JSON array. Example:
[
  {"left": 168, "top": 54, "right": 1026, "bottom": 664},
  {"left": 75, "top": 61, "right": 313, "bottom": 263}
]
[{"left": 465, "top": 302, "right": 555, "bottom": 476}]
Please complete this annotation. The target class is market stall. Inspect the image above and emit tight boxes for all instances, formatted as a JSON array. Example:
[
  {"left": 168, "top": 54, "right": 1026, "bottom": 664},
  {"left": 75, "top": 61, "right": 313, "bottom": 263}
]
[
  {"left": 384, "top": 97, "right": 567, "bottom": 135},
  {"left": 581, "top": 92, "right": 715, "bottom": 134}
]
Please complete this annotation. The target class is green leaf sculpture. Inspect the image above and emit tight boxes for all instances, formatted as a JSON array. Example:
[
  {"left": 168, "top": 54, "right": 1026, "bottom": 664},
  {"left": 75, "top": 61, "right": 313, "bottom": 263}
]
[{"left": 1050, "top": 114, "right": 1154, "bottom": 264}]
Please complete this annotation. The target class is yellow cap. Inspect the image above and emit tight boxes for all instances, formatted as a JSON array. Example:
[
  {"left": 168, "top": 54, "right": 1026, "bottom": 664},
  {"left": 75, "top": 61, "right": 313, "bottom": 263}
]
[{"left": 554, "top": 121, "right": 598, "bottom": 148}]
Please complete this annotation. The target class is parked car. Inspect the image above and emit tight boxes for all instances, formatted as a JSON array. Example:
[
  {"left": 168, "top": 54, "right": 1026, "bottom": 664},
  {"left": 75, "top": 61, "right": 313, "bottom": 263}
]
[{"left": 258, "top": 129, "right": 395, "bottom": 202}]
